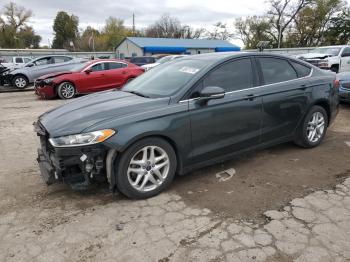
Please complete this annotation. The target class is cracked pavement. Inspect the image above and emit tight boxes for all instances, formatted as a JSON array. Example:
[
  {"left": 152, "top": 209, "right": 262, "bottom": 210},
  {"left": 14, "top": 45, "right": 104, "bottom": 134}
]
[{"left": 1, "top": 92, "right": 350, "bottom": 262}]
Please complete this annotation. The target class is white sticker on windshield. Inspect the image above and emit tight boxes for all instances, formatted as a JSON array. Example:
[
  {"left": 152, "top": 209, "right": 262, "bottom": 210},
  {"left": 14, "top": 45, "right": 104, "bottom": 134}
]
[{"left": 179, "top": 66, "right": 200, "bottom": 74}]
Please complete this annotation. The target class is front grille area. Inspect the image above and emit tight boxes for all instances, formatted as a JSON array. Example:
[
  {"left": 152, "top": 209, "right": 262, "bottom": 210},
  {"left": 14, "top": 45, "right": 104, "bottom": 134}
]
[{"left": 304, "top": 59, "right": 322, "bottom": 66}]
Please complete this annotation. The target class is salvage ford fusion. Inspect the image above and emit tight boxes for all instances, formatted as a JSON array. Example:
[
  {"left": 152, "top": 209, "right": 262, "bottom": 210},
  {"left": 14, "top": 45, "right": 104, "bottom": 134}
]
[{"left": 35, "top": 52, "right": 339, "bottom": 199}]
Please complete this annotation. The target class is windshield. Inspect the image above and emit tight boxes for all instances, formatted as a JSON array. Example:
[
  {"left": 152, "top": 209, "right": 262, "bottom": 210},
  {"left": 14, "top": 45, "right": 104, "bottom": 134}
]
[
  {"left": 122, "top": 59, "right": 208, "bottom": 98},
  {"left": 69, "top": 61, "right": 89, "bottom": 72},
  {"left": 311, "top": 47, "right": 341, "bottom": 56}
]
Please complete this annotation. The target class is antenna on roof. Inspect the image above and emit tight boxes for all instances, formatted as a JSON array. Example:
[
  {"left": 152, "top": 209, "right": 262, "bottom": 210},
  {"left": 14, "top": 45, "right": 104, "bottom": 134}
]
[{"left": 256, "top": 41, "right": 270, "bottom": 52}]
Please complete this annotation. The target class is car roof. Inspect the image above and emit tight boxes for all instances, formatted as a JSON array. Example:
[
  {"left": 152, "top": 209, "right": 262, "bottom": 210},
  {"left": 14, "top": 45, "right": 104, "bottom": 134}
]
[
  {"left": 84, "top": 59, "right": 128, "bottom": 65},
  {"left": 180, "top": 51, "right": 296, "bottom": 62}
]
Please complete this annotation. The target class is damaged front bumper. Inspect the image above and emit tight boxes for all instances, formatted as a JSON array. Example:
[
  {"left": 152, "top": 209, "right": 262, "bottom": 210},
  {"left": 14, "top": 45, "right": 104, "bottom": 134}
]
[{"left": 35, "top": 122, "right": 116, "bottom": 190}]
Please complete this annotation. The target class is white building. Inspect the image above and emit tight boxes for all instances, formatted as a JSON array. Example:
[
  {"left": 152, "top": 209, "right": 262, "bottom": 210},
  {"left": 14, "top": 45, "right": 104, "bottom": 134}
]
[{"left": 116, "top": 37, "right": 240, "bottom": 59}]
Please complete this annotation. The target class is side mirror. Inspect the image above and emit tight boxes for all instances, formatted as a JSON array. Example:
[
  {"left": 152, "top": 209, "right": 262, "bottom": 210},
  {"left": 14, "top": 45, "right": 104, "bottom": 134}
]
[
  {"left": 85, "top": 68, "right": 92, "bottom": 74},
  {"left": 199, "top": 86, "right": 225, "bottom": 101},
  {"left": 26, "top": 63, "right": 34, "bottom": 67}
]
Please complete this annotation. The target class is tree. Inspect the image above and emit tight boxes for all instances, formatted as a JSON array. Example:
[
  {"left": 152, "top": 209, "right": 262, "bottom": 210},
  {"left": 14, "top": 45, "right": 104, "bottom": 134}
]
[
  {"left": 145, "top": 14, "right": 204, "bottom": 39},
  {"left": 79, "top": 26, "right": 101, "bottom": 51},
  {"left": 324, "top": 6, "right": 350, "bottom": 45},
  {"left": 288, "top": 0, "right": 344, "bottom": 47},
  {"left": 102, "top": 17, "right": 132, "bottom": 50},
  {"left": 52, "top": 11, "right": 79, "bottom": 50},
  {"left": 0, "top": 2, "right": 40, "bottom": 48},
  {"left": 206, "top": 22, "right": 233, "bottom": 40},
  {"left": 18, "top": 25, "right": 41, "bottom": 48},
  {"left": 235, "top": 16, "right": 274, "bottom": 48},
  {"left": 145, "top": 14, "right": 183, "bottom": 38},
  {"left": 267, "top": 0, "right": 310, "bottom": 48}
]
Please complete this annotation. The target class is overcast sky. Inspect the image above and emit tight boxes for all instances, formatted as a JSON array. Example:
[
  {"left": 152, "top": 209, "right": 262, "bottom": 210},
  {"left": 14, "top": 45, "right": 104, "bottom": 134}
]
[{"left": 5, "top": 0, "right": 275, "bottom": 47}]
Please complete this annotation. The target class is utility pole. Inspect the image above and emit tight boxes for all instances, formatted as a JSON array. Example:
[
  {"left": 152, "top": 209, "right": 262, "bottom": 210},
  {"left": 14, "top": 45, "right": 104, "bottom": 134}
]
[{"left": 132, "top": 13, "right": 135, "bottom": 36}]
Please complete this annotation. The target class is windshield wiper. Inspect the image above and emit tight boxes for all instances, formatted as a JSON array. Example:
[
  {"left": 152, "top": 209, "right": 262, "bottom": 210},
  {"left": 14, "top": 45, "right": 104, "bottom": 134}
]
[{"left": 123, "top": 90, "right": 150, "bottom": 98}]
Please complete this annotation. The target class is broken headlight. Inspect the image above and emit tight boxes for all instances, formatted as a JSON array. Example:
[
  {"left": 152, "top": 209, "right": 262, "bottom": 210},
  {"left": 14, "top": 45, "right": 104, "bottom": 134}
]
[{"left": 49, "top": 129, "right": 115, "bottom": 147}]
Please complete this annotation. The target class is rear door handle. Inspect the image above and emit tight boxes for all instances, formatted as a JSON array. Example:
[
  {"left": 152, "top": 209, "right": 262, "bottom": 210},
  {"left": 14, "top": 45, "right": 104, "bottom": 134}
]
[{"left": 300, "top": 84, "right": 312, "bottom": 90}]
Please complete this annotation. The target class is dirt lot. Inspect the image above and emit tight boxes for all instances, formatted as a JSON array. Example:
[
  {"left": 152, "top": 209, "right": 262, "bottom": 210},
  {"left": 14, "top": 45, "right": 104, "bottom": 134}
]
[{"left": 0, "top": 91, "right": 350, "bottom": 261}]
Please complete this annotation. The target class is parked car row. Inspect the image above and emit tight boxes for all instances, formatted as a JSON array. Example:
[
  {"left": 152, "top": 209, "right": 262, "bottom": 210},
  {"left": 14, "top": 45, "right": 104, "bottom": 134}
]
[{"left": 1, "top": 55, "right": 88, "bottom": 89}]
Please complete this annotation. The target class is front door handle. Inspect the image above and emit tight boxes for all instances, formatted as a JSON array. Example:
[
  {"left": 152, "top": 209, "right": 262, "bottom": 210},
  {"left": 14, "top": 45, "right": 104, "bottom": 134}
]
[{"left": 244, "top": 94, "right": 256, "bottom": 101}]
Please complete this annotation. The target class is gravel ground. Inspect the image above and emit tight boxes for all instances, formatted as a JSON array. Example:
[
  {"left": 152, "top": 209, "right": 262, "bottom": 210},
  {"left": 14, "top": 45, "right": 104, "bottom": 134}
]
[{"left": 1, "top": 91, "right": 350, "bottom": 262}]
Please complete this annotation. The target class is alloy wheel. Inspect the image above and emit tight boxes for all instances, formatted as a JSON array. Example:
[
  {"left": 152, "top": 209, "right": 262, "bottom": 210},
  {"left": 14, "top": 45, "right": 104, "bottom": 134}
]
[
  {"left": 60, "top": 83, "right": 75, "bottom": 99},
  {"left": 14, "top": 77, "right": 27, "bottom": 88},
  {"left": 307, "top": 112, "right": 325, "bottom": 143},
  {"left": 127, "top": 146, "right": 170, "bottom": 192}
]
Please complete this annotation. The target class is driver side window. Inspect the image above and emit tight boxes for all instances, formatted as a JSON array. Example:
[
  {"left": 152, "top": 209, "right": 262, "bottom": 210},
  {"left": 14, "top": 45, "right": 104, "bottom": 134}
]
[
  {"left": 342, "top": 47, "right": 350, "bottom": 57},
  {"left": 203, "top": 58, "right": 253, "bottom": 92},
  {"left": 34, "top": 57, "right": 52, "bottom": 66},
  {"left": 91, "top": 63, "right": 107, "bottom": 72}
]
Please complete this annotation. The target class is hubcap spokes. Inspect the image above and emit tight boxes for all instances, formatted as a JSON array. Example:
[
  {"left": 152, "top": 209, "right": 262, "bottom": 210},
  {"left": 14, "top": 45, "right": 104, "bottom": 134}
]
[
  {"left": 127, "top": 146, "right": 170, "bottom": 192},
  {"left": 15, "top": 78, "right": 26, "bottom": 88},
  {"left": 307, "top": 112, "right": 325, "bottom": 143},
  {"left": 62, "top": 84, "right": 74, "bottom": 98}
]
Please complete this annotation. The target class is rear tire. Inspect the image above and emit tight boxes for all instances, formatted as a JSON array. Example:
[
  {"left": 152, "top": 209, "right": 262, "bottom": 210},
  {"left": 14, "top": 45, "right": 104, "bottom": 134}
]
[
  {"left": 294, "top": 106, "right": 328, "bottom": 148},
  {"left": 115, "top": 137, "right": 177, "bottom": 199},
  {"left": 57, "top": 82, "right": 76, "bottom": 99}
]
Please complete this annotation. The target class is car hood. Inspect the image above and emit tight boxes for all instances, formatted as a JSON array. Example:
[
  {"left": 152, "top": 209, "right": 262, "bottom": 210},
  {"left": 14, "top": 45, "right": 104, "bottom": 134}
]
[
  {"left": 297, "top": 53, "right": 333, "bottom": 59},
  {"left": 39, "top": 90, "right": 170, "bottom": 137},
  {"left": 37, "top": 71, "right": 73, "bottom": 81}
]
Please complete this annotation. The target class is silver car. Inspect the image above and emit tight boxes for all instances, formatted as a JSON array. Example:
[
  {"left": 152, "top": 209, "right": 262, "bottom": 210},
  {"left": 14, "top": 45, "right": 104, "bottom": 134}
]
[{"left": 6, "top": 55, "right": 87, "bottom": 88}]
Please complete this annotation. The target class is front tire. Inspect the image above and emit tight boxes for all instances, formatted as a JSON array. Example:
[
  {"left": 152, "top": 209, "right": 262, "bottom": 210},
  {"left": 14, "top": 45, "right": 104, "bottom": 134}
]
[
  {"left": 12, "top": 75, "right": 28, "bottom": 89},
  {"left": 294, "top": 106, "right": 328, "bottom": 148},
  {"left": 115, "top": 137, "right": 177, "bottom": 199},
  {"left": 57, "top": 82, "right": 76, "bottom": 99}
]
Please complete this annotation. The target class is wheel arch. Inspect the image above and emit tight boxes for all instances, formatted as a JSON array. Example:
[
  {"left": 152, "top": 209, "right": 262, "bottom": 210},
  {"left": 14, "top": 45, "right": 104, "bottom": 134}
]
[
  {"left": 12, "top": 73, "right": 29, "bottom": 84},
  {"left": 112, "top": 133, "right": 183, "bottom": 175},
  {"left": 55, "top": 80, "right": 77, "bottom": 96},
  {"left": 311, "top": 99, "right": 331, "bottom": 125}
]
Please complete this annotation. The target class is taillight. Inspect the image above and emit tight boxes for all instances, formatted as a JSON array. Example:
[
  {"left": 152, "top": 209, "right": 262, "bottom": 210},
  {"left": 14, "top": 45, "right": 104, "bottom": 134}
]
[{"left": 333, "top": 79, "right": 340, "bottom": 88}]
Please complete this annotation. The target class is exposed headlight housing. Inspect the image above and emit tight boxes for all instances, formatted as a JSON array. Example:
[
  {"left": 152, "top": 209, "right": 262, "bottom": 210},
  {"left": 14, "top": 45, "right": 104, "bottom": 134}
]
[
  {"left": 49, "top": 129, "right": 115, "bottom": 147},
  {"left": 2, "top": 70, "right": 9, "bottom": 75},
  {"left": 44, "top": 78, "right": 54, "bottom": 84}
]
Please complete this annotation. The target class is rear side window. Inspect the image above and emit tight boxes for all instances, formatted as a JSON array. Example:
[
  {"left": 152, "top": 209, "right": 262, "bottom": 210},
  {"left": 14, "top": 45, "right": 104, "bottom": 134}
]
[
  {"left": 258, "top": 57, "right": 297, "bottom": 85},
  {"left": 203, "top": 58, "right": 253, "bottom": 92},
  {"left": 15, "top": 57, "right": 23, "bottom": 63},
  {"left": 291, "top": 61, "right": 311, "bottom": 78},
  {"left": 108, "top": 62, "right": 127, "bottom": 69},
  {"left": 54, "top": 56, "right": 72, "bottom": 63}
]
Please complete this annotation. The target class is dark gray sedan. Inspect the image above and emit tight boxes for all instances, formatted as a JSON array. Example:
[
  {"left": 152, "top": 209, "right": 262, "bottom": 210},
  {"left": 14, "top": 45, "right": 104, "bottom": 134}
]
[{"left": 35, "top": 52, "right": 339, "bottom": 199}]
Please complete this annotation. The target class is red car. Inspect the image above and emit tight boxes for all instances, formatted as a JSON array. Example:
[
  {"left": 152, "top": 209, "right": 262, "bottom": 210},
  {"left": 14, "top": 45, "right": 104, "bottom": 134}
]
[{"left": 34, "top": 59, "right": 144, "bottom": 99}]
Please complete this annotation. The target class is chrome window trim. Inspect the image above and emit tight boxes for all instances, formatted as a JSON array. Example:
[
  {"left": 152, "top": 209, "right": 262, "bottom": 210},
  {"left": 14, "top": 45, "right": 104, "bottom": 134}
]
[{"left": 179, "top": 68, "right": 313, "bottom": 103}]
